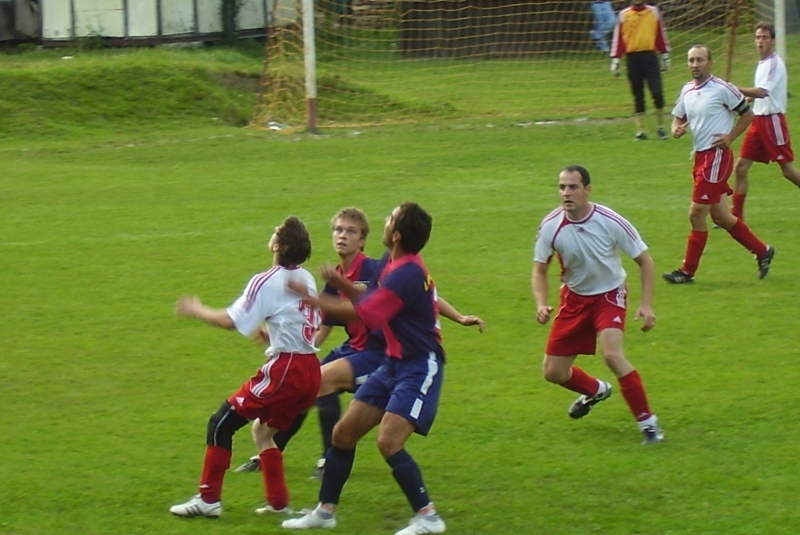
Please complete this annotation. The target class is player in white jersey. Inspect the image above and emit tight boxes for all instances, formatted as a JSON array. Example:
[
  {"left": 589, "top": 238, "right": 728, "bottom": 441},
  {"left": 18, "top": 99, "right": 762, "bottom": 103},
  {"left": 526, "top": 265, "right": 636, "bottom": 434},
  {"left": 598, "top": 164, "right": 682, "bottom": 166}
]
[
  {"left": 732, "top": 21, "right": 800, "bottom": 220},
  {"left": 169, "top": 216, "right": 322, "bottom": 519},
  {"left": 532, "top": 165, "right": 662, "bottom": 445},
  {"left": 663, "top": 44, "right": 775, "bottom": 284}
]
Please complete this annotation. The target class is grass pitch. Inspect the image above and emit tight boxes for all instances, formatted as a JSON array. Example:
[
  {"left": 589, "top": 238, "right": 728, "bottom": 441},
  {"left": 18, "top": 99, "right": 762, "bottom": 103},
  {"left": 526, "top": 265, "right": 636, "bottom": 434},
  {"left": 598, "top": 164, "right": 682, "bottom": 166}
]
[{"left": 1, "top": 46, "right": 799, "bottom": 535}]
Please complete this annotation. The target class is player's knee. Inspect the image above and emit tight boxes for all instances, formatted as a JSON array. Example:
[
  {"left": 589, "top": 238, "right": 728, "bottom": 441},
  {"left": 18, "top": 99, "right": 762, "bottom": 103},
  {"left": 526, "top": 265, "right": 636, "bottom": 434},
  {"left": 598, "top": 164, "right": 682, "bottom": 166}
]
[
  {"left": 602, "top": 350, "right": 625, "bottom": 368},
  {"left": 331, "top": 421, "right": 359, "bottom": 450},
  {"left": 206, "top": 401, "right": 248, "bottom": 449},
  {"left": 542, "top": 366, "right": 568, "bottom": 385},
  {"left": 376, "top": 434, "right": 403, "bottom": 459},
  {"left": 735, "top": 159, "right": 750, "bottom": 174}
]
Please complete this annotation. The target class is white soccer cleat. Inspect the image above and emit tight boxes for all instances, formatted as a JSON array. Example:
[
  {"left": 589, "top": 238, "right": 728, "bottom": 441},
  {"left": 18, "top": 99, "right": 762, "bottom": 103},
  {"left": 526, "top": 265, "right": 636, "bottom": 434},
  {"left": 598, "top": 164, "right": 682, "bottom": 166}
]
[
  {"left": 310, "top": 457, "right": 326, "bottom": 479},
  {"left": 640, "top": 415, "right": 665, "bottom": 445},
  {"left": 255, "top": 503, "right": 293, "bottom": 515},
  {"left": 282, "top": 507, "right": 336, "bottom": 529},
  {"left": 169, "top": 494, "right": 222, "bottom": 518},
  {"left": 394, "top": 513, "right": 446, "bottom": 535}
]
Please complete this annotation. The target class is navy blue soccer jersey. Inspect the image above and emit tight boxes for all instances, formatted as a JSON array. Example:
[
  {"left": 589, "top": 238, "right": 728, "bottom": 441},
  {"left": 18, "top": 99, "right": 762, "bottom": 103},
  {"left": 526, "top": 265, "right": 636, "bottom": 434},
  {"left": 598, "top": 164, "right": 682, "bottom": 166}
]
[
  {"left": 320, "top": 251, "right": 385, "bottom": 351},
  {"left": 354, "top": 253, "right": 443, "bottom": 361}
]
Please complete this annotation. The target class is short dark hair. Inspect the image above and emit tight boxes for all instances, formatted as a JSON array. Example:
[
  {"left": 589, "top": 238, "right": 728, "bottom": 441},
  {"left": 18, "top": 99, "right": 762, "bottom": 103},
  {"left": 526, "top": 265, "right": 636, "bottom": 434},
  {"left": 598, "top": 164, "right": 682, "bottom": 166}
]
[
  {"left": 393, "top": 202, "right": 432, "bottom": 254},
  {"left": 561, "top": 165, "right": 591, "bottom": 186},
  {"left": 275, "top": 216, "right": 311, "bottom": 267},
  {"left": 755, "top": 21, "right": 776, "bottom": 39}
]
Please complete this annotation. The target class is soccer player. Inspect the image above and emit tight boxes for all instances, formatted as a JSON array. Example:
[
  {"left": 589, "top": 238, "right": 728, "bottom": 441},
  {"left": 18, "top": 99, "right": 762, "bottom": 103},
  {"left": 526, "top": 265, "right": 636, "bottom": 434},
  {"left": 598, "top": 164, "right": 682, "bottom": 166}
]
[
  {"left": 732, "top": 21, "right": 800, "bottom": 220},
  {"left": 282, "top": 202, "right": 448, "bottom": 535},
  {"left": 532, "top": 165, "right": 662, "bottom": 445},
  {"left": 234, "top": 207, "right": 386, "bottom": 481},
  {"left": 662, "top": 44, "right": 775, "bottom": 284},
  {"left": 610, "top": 0, "right": 671, "bottom": 141},
  {"left": 169, "top": 216, "right": 321, "bottom": 518}
]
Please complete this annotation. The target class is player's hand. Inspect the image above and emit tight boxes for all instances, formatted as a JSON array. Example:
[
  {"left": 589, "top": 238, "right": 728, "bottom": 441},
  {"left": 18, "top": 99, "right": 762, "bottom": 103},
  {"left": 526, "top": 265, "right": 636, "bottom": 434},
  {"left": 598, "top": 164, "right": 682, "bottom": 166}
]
[
  {"left": 672, "top": 123, "right": 687, "bottom": 139},
  {"left": 711, "top": 133, "right": 731, "bottom": 149},
  {"left": 175, "top": 295, "right": 201, "bottom": 317},
  {"left": 459, "top": 315, "right": 486, "bottom": 333},
  {"left": 611, "top": 58, "right": 620, "bottom": 77},
  {"left": 320, "top": 264, "right": 346, "bottom": 286},
  {"left": 634, "top": 305, "right": 656, "bottom": 332},
  {"left": 661, "top": 53, "right": 670, "bottom": 72},
  {"left": 536, "top": 305, "right": 554, "bottom": 325}
]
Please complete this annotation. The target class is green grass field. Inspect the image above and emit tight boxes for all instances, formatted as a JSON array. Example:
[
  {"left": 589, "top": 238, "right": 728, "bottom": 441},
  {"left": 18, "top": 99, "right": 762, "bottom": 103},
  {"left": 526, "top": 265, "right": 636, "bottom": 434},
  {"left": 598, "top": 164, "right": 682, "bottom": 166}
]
[{"left": 1, "top": 44, "right": 800, "bottom": 535}]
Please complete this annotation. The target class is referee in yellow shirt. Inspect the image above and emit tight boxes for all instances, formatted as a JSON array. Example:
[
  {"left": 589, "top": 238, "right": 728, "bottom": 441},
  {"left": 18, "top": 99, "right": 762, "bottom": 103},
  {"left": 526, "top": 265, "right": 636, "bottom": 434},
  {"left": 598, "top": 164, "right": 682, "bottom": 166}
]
[{"left": 610, "top": 0, "right": 671, "bottom": 141}]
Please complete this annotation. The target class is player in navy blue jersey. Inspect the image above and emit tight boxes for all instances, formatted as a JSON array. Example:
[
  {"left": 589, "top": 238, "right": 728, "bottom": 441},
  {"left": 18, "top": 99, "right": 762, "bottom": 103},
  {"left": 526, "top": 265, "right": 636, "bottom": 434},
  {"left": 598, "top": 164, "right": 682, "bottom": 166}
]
[{"left": 283, "top": 202, "right": 450, "bottom": 535}]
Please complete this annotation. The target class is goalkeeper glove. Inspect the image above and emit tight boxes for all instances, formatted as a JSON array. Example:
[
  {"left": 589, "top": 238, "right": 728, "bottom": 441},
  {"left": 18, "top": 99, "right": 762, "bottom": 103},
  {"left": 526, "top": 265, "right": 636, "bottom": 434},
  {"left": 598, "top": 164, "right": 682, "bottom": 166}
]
[
  {"left": 611, "top": 58, "right": 620, "bottom": 77},
  {"left": 661, "top": 54, "right": 671, "bottom": 72}
]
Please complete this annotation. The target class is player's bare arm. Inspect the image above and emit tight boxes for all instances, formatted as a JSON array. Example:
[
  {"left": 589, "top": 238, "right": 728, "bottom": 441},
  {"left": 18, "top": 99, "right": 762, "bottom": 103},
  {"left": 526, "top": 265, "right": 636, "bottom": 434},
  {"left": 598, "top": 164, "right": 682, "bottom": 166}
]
[
  {"left": 288, "top": 280, "right": 358, "bottom": 323},
  {"left": 531, "top": 262, "right": 554, "bottom": 325},
  {"left": 632, "top": 252, "right": 656, "bottom": 332},
  {"left": 438, "top": 297, "right": 485, "bottom": 332},
  {"left": 175, "top": 295, "right": 236, "bottom": 329},
  {"left": 736, "top": 86, "right": 768, "bottom": 100},
  {"left": 711, "top": 108, "right": 753, "bottom": 149},
  {"left": 313, "top": 324, "right": 333, "bottom": 347}
]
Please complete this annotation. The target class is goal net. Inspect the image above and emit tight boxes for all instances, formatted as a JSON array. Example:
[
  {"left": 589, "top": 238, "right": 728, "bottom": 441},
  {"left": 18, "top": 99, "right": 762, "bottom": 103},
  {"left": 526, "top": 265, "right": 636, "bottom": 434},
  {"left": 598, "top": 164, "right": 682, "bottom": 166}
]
[{"left": 251, "top": 0, "right": 761, "bottom": 131}]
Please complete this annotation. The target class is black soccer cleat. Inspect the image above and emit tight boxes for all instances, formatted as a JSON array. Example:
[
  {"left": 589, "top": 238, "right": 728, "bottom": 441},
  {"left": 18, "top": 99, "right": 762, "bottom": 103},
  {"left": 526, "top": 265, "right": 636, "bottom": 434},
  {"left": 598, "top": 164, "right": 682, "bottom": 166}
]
[
  {"left": 233, "top": 456, "right": 260, "bottom": 473},
  {"left": 568, "top": 382, "right": 612, "bottom": 419},
  {"left": 662, "top": 269, "right": 694, "bottom": 284},
  {"left": 757, "top": 246, "right": 775, "bottom": 279}
]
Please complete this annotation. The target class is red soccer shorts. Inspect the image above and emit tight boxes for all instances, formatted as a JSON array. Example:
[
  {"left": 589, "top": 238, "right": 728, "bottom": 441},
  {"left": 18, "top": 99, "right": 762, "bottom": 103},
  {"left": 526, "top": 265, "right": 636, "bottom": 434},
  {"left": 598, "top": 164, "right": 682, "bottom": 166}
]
[
  {"left": 546, "top": 285, "right": 628, "bottom": 357},
  {"left": 228, "top": 352, "right": 320, "bottom": 430},
  {"left": 692, "top": 147, "right": 734, "bottom": 204},
  {"left": 740, "top": 114, "right": 795, "bottom": 165}
]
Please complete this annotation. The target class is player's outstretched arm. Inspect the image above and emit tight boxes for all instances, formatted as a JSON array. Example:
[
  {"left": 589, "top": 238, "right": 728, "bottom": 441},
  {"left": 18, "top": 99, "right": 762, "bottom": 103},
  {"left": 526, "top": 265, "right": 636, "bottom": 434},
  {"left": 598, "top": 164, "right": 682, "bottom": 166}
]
[
  {"left": 438, "top": 297, "right": 485, "bottom": 332},
  {"left": 288, "top": 280, "right": 358, "bottom": 323},
  {"left": 175, "top": 295, "right": 235, "bottom": 330}
]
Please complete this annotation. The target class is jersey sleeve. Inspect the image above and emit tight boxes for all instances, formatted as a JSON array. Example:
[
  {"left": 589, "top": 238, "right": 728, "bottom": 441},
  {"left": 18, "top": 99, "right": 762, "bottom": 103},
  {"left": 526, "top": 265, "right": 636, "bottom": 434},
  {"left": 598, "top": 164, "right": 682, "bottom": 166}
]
[
  {"left": 759, "top": 57, "right": 779, "bottom": 95},
  {"left": 354, "top": 262, "right": 423, "bottom": 329},
  {"left": 227, "top": 274, "right": 272, "bottom": 337},
  {"left": 533, "top": 221, "right": 554, "bottom": 264},
  {"left": 671, "top": 87, "right": 686, "bottom": 119},
  {"left": 611, "top": 214, "right": 648, "bottom": 259},
  {"left": 723, "top": 81, "right": 747, "bottom": 111},
  {"left": 355, "top": 286, "right": 404, "bottom": 330}
]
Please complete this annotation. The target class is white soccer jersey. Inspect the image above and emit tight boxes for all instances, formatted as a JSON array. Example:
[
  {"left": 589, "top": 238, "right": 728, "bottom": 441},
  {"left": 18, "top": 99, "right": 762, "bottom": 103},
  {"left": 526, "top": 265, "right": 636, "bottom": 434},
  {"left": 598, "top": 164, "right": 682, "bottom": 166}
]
[
  {"left": 672, "top": 76, "right": 747, "bottom": 152},
  {"left": 753, "top": 53, "right": 788, "bottom": 115},
  {"left": 227, "top": 266, "right": 320, "bottom": 357},
  {"left": 533, "top": 203, "right": 648, "bottom": 296}
]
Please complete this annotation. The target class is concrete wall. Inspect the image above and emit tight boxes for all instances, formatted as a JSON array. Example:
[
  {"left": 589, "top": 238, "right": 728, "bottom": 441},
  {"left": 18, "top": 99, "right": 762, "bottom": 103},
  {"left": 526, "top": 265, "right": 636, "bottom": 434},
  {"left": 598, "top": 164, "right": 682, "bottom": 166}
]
[{"left": 35, "top": 0, "right": 297, "bottom": 42}]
